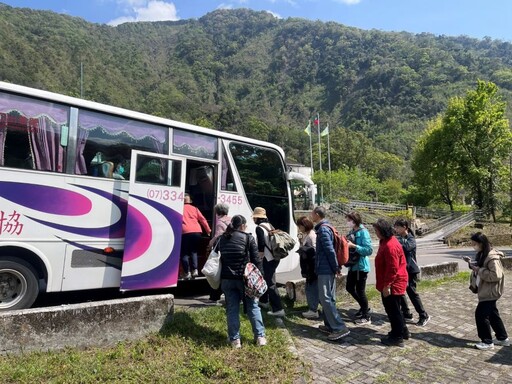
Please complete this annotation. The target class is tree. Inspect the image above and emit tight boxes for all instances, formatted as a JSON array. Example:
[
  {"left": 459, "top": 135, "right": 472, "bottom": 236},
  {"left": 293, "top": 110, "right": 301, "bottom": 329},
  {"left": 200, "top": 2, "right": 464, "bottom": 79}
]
[
  {"left": 442, "top": 81, "right": 512, "bottom": 220},
  {"left": 411, "top": 116, "right": 462, "bottom": 210}
]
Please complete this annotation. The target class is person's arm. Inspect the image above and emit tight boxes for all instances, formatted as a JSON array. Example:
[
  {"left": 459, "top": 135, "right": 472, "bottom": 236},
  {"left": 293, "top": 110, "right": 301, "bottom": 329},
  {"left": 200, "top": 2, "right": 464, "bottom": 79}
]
[
  {"left": 355, "top": 229, "right": 373, "bottom": 257},
  {"left": 248, "top": 235, "right": 263, "bottom": 272},
  {"left": 479, "top": 258, "right": 503, "bottom": 282},
  {"left": 399, "top": 234, "right": 416, "bottom": 253},
  {"left": 381, "top": 245, "right": 403, "bottom": 291},
  {"left": 255, "top": 226, "right": 266, "bottom": 253}
]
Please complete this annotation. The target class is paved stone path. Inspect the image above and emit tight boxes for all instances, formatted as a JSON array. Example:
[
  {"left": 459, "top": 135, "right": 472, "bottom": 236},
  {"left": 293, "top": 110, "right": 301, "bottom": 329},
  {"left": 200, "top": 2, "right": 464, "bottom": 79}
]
[{"left": 285, "top": 271, "right": 512, "bottom": 384}]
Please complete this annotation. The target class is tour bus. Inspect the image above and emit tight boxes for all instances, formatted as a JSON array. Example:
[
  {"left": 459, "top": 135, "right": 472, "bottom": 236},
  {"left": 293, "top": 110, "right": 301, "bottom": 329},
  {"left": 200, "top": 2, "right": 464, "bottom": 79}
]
[{"left": 0, "top": 81, "right": 308, "bottom": 311}]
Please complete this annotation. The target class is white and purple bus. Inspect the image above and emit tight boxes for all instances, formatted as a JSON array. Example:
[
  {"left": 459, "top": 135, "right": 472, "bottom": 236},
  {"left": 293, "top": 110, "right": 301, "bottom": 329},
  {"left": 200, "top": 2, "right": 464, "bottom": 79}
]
[{"left": 0, "top": 81, "right": 305, "bottom": 311}]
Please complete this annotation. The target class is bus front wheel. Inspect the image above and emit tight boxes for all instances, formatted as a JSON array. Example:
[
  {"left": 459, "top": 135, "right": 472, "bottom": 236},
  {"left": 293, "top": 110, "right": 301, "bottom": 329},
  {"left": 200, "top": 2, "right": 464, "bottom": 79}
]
[{"left": 0, "top": 257, "right": 39, "bottom": 311}]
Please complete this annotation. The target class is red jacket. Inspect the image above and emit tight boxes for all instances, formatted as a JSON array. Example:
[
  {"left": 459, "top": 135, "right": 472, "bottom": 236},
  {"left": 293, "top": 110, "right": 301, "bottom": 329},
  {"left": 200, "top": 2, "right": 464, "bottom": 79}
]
[
  {"left": 375, "top": 236, "right": 408, "bottom": 295},
  {"left": 182, "top": 203, "right": 211, "bottom": 235}
]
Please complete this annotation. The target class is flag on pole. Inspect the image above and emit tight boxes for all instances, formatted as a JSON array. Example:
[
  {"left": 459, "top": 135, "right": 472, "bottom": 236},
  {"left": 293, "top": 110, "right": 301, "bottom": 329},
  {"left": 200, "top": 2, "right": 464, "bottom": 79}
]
[
  {"left": 314, "top": 118, "right": 319, "bottom": 126},
  {"left": 304, "top": 120, "right": 311, "bottom": 136},
  {"left": 320, "top": 124, "right": 329, "bottom": 137}
]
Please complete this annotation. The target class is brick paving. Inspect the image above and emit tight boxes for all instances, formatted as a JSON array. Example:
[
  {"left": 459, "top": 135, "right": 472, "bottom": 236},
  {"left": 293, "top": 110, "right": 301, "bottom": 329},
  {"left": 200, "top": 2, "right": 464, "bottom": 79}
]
[{"left": 285, "top": 271, "right": 512, "bottom": 384}]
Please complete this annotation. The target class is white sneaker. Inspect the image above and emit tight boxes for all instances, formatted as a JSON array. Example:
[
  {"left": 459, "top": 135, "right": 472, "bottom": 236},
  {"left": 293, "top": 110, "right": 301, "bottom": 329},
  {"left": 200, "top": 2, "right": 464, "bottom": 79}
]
[
  {"left": 256, "top": 336, "right": 267, "bottom": 346},
  {"left": 302, "top": 310, "right": 320, "bottom": 319},
  {"left": 493, "top": 338, "right": 510, "bottom": 346},
  {"left": 475, "top": 342, "right": 494, "bottom": 350},
  {"left": 267, "top": 309, "right": 286, "bottom": 317},
  {"left": 183, "top": 272, "right": 192, "bottom": 280},
  {"left": 192, "top": 269, "right": 199, "bottom": 278},
  {"left": 231, "top": 339, "right": 241, "bottom": 349}
]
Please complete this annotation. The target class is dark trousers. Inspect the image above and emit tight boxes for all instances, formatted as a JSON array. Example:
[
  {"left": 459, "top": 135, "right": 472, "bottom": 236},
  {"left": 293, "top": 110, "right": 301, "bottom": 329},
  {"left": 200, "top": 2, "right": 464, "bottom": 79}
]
[
  {"left": 181, "top": 232, "right": 201, "bottom": 272},
  {"left": 346, "top": 270, "right": 369, "bottom": 315},
  {"left": 382, "top": 294, "right": 408, "bottom": 340},
  {"left": 475, "top": 300, "right": 508, "bottom": 344},
  {"left": 259, "top": 258, "right": 283, "bottom": 312},
  {"left": 400, "top": 273, "right": 427, "bottom": 318}
]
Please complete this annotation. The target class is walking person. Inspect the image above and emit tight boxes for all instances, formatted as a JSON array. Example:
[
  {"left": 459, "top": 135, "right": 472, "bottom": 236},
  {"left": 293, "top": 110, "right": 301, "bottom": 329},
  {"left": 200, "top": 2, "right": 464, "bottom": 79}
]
[
  {"left": 373, "top": 218, "right": 409, "bottom": 347},
  {"left": 394, "top": 219, "right": 431, "bottom": 326},
  {"left": 253, "top": 207, "right": 285, "bottom": 317},
  {"left": 296, "top": 216, "right": 319, "bottom": 319},
  {"left": 466, "top": 232, "right": 509, "bottom": 350},
  {"left": 181, "top": 193, "right": 211, "bottom": 280},
  {"left": 207, "top": 203, "right": 231, "bottom": 302},
  {"left": 219, "top": 215, "right": 266, "bottom": 348},
  {"left": 345, "top": 212, "right": 373, "bottom": 324},
  {"left": 310, "top": 206, "right": 350, "bottom": 341}
]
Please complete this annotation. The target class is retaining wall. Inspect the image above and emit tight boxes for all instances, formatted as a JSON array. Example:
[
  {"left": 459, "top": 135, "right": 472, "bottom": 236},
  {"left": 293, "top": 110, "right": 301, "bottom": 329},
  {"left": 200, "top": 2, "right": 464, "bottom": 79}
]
[{"left": 0, "top": 294, "right": 174, "bottom": 354}]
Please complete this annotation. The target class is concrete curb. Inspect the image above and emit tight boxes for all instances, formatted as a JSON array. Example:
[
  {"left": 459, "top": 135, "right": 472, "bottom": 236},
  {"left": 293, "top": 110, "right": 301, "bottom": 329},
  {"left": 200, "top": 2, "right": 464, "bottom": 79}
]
[{"left": 0, "top": 294, "right": 174, "bottom": 354}]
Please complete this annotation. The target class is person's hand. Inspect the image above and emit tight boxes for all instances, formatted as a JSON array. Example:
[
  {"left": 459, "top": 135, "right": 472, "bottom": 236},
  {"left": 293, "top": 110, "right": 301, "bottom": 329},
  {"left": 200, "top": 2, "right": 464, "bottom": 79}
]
[
  {"left": 471, "top": 266, "right": 480, "bottom": 274},
  {"left": 382, "top": 286, "right": 391, "bottom": 298},
  {"left": 347, "top": 240, "right": 356, "bottom": 249}
]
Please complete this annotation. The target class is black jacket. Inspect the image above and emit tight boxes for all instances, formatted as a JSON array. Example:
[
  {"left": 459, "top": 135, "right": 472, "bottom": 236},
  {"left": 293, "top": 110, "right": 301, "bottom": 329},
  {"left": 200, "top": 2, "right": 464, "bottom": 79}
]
[
  {"left": 299, "top": 232, "right": 317, "bottom": 282},
  {"left": 219, "top": 230, "right": 262, "bottom": 280},
  {"left": 396, "top": 232, "right": 421, "bottom": 275}
]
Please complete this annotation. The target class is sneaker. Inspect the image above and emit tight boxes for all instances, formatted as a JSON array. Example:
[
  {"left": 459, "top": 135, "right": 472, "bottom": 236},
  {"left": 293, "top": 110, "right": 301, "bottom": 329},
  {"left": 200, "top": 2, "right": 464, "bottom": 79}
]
[
  {"left": 302, "top": 310, "right": 320, "bottom": 319},
  {"left": 354, "top": 316, "right": 371, "bottom": 325},
  {"left": 267, "top": 309, "right": 285, "bottom": 317},
  {"left": 416, "top": 315, "right": 431, "bottom": 327},
  {"left": 493, "top": 338, "right": 510, "bottom": 347},
  {"left": 327, "top": 328, "right": 351, "bottom": 341},
  {"left": 475, "top": 342, "right": 494, "bottom": 350},
  {"left": 354, "top": 309, "right": 363, "bottom": 319},
  {"left": 231, "top": 339, "right": 241, "bottom": 349},
  {"left": 318, "top": 325, "right": 333, "bottom": 334},
  {"left": 192, "top": 269, "right": 199, "bottom": 278},
  {"left": 183, "top": 272, "right": 192, "bottom": 280},
  {"left": 381, "top": 336, "right": 404, "bottom": 348},
  {"left": 256, "top": 336, "right": 267, "bottom": 346},
  {"left": 258, "top": 301, "right": 270, "bottom": 310}
]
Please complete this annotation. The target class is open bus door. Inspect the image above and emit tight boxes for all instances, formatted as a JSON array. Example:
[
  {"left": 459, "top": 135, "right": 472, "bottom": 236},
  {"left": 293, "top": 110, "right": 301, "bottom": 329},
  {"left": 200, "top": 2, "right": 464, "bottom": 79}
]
[{"left": 120, "top": 150, "right": 186, "bottom": 291}]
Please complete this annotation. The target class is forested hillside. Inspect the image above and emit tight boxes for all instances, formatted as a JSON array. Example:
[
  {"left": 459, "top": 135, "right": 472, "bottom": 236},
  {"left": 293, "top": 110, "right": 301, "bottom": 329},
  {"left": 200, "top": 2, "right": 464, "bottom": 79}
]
[{"left": 1, "top": 3, "right": 512, "bottom": 188}]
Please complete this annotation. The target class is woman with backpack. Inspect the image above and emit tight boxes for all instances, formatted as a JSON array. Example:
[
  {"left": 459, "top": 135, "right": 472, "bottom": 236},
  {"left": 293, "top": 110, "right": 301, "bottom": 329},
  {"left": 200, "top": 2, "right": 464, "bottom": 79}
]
[
  {"left": 345, "top": 212, "right": 373, "bottom": 325},
  {"left": 219, "top": 215, "right": 266, "bottom": 348},
  {"left": 253, "top": 207, "right": 285, "bottom": 317},
  {"left": 466, "top": 232, "right": 509, "bottom": 350}
]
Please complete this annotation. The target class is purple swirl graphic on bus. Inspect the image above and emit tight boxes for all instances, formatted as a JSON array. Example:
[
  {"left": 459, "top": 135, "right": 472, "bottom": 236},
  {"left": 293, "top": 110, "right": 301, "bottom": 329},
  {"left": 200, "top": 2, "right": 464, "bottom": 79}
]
[
  {"left": 123, "top": 206, "right": 152, "bottom": 262},
  {"left": 0, "top": 181, "right": 92, "bottom": 215},
  {"left": 121, "top": 195, "right": 182, "bottom": 290},
  {"left": 25, "top": 185, "right": 128, "bottom": 239}
]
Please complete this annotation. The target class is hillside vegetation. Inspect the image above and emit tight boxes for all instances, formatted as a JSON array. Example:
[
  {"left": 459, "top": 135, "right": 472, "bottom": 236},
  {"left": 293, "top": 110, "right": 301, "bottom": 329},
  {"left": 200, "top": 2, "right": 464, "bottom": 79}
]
[{"left": 1, "top": 4, "right": 512, "bottom": 194}]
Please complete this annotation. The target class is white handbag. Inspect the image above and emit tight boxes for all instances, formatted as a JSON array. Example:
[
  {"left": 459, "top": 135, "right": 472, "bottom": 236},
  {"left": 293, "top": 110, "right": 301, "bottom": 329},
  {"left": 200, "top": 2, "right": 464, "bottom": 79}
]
[{"left": 201, "top": 240, "right": 222, "bottom": 289}]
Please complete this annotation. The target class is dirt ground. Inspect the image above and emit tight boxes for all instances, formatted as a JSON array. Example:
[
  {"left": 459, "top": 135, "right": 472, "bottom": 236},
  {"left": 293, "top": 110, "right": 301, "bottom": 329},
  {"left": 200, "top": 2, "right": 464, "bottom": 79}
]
[{"left": 446, "top": 221, "right": 512, "bottom": 247}]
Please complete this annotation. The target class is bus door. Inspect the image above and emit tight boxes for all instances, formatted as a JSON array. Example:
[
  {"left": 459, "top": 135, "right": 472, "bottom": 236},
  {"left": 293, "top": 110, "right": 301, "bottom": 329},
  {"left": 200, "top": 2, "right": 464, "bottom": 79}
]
[{"left": 120, "top": 150, "right": 186, "bottom": 291}]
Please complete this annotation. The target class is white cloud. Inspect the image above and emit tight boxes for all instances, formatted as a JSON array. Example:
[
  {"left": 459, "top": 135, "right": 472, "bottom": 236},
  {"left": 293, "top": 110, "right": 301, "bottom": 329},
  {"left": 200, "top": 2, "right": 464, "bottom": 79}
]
[
  {"left": 108, "top": 0, "right": 179, "bottom": 25},
  {"left": 265, "top": 10, "right": 282, "bottom": 19},
  {"left": 333, "top": 0, "right": 362, "bottom": 4}
]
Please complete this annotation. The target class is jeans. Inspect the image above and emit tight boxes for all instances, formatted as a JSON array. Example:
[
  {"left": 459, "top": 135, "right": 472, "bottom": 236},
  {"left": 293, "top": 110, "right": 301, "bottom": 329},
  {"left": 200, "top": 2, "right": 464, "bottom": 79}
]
[
  {"left": 400, "top": 273, "right": 427, "bottom": 318},
  {"left": 475, "top": 300, "right": 508, "bottom": 344},
  {"left": 259, "top": 258, "right": 283, "bottom": 312},
  {"left": 317, "top": 274, "right": 346, "bottom": 332},
  {"left": 382, "top": 294, "right": 408, "bottom": 340},
  {"left": 305, "top": 279, "right": 319, "bottom": 311},
  {"left": 181, "top": 232, "right": 201, "bottom": 272},
  {"left": 221, "top": 279, "right": 265, "bottom": 341},
  {"left": 346, "top": 270, "right": 369, "bottom": 315}
]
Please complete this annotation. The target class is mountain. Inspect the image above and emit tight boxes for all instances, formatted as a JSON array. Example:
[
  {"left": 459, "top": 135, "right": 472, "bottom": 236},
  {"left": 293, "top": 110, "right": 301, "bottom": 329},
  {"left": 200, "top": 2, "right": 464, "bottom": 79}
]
[{"left": 1, "top": 4, "right": 512, "bottom": 183}]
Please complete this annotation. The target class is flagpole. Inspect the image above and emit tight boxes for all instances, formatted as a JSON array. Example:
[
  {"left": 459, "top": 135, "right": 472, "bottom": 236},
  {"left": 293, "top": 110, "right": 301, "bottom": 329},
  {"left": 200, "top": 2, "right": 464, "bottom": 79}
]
[
  {"left": 327, "top": 124, "right": 332, "bottom": 199},
  {"left": 309, "top": 120, "right": 313, "bottom": 176},
  {"left": 317, "top": 113, "right": 322, "bottom": 171}
]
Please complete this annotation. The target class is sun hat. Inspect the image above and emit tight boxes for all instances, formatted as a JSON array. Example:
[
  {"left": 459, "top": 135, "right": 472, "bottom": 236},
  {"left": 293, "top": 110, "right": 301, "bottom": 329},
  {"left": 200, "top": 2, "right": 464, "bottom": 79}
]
[{"left": 252, "top": 207, "right": 267, "bottom": 219}]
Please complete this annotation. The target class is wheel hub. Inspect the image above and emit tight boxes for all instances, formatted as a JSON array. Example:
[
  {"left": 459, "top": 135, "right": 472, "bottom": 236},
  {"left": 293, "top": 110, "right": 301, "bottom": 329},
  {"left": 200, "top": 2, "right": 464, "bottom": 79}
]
[{"left": 0, "top": 269, "right": 26, "bottom": 306}]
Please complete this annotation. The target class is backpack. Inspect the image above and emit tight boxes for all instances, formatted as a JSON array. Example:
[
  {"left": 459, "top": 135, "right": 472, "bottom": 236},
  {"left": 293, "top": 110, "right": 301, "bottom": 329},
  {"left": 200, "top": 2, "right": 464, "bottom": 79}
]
[
  {"left": 321, "top": 224, "right": 349, "bottom": 270},
  {"left": 259, "top": 224, "right": 296, "bottom": 261}
]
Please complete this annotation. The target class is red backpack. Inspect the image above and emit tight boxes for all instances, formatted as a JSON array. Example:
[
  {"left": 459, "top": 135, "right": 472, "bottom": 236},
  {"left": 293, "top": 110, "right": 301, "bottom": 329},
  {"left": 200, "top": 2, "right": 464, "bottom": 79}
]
[{"left": 321, "top": 224, "right": 349, "bottom": 269}]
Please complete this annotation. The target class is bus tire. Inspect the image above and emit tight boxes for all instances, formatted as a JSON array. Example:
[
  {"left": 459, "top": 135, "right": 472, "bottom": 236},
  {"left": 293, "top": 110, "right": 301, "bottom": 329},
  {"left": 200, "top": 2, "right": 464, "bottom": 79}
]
[{"left": 0, "top": 257, "right": 39, "bottom": 311}]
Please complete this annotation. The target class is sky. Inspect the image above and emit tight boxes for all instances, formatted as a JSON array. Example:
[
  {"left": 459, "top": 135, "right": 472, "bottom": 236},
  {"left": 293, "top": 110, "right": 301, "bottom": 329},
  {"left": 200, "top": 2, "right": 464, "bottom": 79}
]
[{"left": 2, "top": 0, "right": 512, "bottom": 42}]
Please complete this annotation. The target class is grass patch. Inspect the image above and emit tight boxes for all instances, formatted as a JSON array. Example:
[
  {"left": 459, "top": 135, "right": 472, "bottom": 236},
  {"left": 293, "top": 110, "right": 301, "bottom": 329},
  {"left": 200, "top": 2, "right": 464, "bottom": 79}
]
[{"left": 0, "top": 306, "right": 303, "bottom": 383}]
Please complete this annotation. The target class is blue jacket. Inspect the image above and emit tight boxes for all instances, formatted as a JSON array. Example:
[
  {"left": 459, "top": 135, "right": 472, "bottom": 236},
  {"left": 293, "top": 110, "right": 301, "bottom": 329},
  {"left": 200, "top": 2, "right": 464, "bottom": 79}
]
[
  {"left": 347, "top": 225, "right": 373, "bottom": 272},
  {"left": 314, "top": 219, "right": 338, "bottom": 275}
]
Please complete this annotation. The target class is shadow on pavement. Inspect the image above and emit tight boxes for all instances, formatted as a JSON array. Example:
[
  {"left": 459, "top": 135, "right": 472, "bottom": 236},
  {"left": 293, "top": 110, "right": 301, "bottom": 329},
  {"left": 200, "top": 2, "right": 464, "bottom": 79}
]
[{"left": 413, "top": 331, "right": 475, "bottom": 348}]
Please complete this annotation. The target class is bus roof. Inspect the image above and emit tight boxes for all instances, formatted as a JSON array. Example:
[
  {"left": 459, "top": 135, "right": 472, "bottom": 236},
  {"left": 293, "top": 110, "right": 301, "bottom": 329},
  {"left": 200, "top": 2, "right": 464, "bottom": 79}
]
[{"left": 0, "top": 81, "right": 285, "bottom": 158}]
